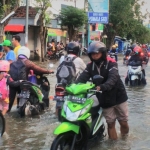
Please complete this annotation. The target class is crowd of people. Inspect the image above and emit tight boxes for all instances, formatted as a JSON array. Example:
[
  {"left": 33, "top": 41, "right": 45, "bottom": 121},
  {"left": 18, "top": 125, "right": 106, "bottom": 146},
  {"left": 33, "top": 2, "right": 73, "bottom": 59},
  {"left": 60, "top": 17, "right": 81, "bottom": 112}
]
[
  {"left": 0, "top": 36, "right": 53, "bottom": 116},
  {"left": 3, "top": 37, "right": 150, "bottom": 145}
]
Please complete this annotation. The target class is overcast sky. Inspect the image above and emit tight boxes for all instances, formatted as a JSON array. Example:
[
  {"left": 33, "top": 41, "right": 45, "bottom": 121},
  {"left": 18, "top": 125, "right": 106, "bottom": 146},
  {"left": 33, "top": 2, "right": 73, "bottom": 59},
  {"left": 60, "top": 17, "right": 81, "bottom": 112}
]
[{"left": 140, "top": 0, "right": 150, "bottom": 23}]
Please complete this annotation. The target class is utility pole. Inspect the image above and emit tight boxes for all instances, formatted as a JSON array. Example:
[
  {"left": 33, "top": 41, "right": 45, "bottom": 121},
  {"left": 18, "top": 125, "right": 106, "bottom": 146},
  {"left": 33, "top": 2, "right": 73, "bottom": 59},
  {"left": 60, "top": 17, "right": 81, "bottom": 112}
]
[
  {"left": 25, "top": 0, "right": 29, "bottom": 46},
  {"left": 74, "top": 0, "right": 76, "bottom": 7},
  {"left": 81, "top": 0, "right": 86, "bottom": 56}
]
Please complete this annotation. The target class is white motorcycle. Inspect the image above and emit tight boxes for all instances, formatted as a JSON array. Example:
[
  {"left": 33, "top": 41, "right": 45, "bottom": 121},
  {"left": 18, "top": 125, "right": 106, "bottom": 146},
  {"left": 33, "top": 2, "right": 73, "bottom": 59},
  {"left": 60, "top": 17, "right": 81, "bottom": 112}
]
[{"left": 125, "top": 61, "right": 146, "bottom": 86}]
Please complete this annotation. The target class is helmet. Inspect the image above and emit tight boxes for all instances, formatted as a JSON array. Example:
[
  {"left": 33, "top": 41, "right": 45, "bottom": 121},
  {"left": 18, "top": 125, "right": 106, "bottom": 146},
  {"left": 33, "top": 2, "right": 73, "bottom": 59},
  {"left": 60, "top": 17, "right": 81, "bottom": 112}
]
[
  {"left": 112, "top": 45, "right": 116, "bottom": 49},
  {"left": 131, "top": 43, "right": 137, "bottom": 51},
  {"left": 142, "top": 44, "right": 147, "bottom": 49},
  {"left": 67, "top": 42, "right": 80, "bottom": 56},
  {"left": 88, "top": 41, "right": 107, "bottom": 61},
  {"left": 18, "top": 46, "right": 30, "bottom": 59},
  {"left": 133, "top": 46, "right": 142, "bottom": 54},
  {"left": 0, "top": 60, "right": 10, "bottom": 72}
]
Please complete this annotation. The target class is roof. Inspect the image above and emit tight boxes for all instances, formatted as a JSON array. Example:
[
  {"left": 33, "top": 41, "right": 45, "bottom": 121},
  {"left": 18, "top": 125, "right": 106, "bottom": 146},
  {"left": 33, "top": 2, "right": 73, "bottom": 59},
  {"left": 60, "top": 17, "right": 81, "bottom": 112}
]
[{"left": 13, "top": 6, "right": 38, "bottom": 18}]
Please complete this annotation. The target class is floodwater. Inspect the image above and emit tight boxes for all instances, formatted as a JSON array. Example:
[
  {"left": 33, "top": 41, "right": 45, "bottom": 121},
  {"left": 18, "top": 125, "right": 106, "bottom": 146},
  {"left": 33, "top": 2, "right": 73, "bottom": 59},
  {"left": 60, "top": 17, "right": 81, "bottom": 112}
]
[{"left": 1, "top": 55, "right": 150, "bottom": 150}]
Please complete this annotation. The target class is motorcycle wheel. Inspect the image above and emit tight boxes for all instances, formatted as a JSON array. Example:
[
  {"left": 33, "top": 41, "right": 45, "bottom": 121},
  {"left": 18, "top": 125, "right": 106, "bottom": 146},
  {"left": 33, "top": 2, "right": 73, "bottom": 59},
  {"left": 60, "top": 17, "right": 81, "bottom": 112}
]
[
  {"left": 44, "top": 53, "right": 49, "bottom": 59},
  {"left": 0, "top": 111, "right": 5, "bottom": 137},
  {"left": 131, "top": 80, "right": 138, "bottom": 86},
  {"left": 125, "top": 77, "right": 129, "bottom": 85},
  {"left": 50, "top": 132, "right": 77, "bottom": 150},
  {"left": 18, "top": 105, "right": 26, "bottom": 117}
]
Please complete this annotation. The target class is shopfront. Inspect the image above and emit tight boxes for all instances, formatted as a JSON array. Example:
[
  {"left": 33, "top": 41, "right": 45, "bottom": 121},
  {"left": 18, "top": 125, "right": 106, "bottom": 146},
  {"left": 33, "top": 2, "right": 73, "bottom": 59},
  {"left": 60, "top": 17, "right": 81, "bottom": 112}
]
[{"left": 47, "top": 28, "right": 67, "bottom": 44}]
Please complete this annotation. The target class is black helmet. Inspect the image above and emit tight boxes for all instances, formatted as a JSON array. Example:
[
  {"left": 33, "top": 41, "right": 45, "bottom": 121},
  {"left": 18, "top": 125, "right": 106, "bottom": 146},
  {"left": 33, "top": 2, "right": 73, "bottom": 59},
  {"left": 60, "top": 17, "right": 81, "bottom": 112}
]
[
  {"left": 88, "top": 41, "right": 107, "bottom": 62},
  {"left": 67, "top": 42, "right": 80, "bottom": 56}
]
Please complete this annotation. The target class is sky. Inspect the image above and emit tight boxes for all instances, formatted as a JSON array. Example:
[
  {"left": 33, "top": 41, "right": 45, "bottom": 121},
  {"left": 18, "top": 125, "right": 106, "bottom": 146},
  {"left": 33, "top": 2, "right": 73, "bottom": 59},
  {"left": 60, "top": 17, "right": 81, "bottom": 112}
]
[{"left": 140, "top": 0, "right": 150, "bottom": 23}]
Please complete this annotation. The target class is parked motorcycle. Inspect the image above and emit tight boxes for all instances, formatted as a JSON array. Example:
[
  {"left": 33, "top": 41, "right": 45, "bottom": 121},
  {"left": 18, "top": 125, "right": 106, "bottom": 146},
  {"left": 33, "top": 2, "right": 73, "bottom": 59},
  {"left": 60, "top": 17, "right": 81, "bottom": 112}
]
[
  {"left": 17, "top": 73, "right": 51, "bottom": 117},
  {"left": 50, "top": 75, "right": 105, "bottom": 150},
  {"left": 45, "top": 48, "right": 64, "bottom": 60}
]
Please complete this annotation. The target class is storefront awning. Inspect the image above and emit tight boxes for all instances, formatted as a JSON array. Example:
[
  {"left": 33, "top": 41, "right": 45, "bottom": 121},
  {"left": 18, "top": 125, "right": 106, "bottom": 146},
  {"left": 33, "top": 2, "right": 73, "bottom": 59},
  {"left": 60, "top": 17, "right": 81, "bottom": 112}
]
[{"left": 4, "top": 24, "right": 24, "bottom": 32}]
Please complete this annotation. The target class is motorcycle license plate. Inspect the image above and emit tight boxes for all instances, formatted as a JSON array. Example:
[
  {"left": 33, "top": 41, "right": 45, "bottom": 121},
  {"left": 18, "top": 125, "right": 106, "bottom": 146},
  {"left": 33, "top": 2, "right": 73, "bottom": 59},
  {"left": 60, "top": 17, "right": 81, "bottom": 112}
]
[
  {"left": 19, "top": 98, "right": 27, "bottom": 107},
  {"left": 53, "top": 96, "right": 64, "bottom": 102},
  {"left": 67, "top": 96, "right": 86, "bottom": 104}
]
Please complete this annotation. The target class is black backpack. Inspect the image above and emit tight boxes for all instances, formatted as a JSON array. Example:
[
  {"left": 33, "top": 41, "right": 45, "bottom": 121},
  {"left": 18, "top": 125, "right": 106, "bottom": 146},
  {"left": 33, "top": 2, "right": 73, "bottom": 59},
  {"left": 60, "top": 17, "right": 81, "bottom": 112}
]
[
  {"left": 9, "top": 59, "right": 27, "bottom": 81},
  {"left": 56, "top": 56, "right": 77, "bottom": 85}
]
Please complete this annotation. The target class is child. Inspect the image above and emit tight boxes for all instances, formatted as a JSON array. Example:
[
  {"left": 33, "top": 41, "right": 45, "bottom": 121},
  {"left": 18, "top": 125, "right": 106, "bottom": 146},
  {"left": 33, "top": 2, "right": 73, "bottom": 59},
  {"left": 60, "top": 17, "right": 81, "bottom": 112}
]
[{"left": 0, "top": 60, "right": 21, "bottom": 115}]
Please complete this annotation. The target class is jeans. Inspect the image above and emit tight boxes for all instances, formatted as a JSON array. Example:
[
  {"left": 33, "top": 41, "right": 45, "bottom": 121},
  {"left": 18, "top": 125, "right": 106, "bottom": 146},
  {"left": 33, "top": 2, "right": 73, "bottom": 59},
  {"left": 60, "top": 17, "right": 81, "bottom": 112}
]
[{"left": 8, "top": 86, "right": 21, "bottom": 112}]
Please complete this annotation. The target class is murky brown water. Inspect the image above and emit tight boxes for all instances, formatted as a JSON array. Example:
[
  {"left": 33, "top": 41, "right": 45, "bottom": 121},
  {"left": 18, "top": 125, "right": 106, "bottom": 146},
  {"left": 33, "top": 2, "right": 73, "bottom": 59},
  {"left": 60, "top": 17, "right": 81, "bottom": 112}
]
[{"left": 1, "top": 55, "right": 150, "bottom": 150}]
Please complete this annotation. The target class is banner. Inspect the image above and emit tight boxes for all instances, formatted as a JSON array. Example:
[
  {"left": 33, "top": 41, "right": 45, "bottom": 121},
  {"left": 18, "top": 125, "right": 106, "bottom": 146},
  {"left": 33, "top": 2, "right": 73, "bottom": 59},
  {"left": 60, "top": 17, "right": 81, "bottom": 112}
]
[
  {"left": 90, "top": 31, "right": 100, "bottom": 41},
  {"left": 48, "top": 29, "right": 67, "bottom": 37},
  {"left": 88, "top": 0, "right": 109, "bottom": 13},
  {"left": 96, "top": 24, "right": 104, "bottom": 32},
  {"left": 88, "top": 0, "right": 109, "bottom": 24}
]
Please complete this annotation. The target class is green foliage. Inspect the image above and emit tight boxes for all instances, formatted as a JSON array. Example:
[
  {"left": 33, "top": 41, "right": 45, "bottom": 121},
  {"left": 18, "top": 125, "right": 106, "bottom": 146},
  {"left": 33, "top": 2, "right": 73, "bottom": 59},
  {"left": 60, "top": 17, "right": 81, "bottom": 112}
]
[
  {"left": 0, "top": 0, "right": 19, "bottom": 20},
  {"left": 59, "top": 6, "right": 87, "bottom": 41},
  {"left": 104, "top": 0, "right": 150, "bottom": 47}
]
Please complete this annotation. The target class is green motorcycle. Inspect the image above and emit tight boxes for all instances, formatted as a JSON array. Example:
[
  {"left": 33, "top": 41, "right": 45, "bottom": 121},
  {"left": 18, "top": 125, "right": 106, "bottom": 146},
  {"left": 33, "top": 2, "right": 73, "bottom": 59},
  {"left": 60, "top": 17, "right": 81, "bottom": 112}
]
[{"left": 50, "top": 75, "right": 105, "bottom": 150}]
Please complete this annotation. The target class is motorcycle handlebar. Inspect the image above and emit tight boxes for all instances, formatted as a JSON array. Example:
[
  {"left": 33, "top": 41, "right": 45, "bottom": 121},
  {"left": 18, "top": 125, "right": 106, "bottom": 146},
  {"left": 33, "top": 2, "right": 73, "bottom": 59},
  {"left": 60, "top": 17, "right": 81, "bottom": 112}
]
[{"left": 88, "top": 89, "right": 102, "bottom": 93}]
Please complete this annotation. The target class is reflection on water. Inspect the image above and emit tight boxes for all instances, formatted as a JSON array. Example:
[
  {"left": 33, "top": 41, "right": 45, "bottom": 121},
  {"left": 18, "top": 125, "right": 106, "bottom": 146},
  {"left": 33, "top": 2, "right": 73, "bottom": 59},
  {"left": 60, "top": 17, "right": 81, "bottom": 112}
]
[{"left": 1, "top": 57, "right": 150, "bottom": 150}]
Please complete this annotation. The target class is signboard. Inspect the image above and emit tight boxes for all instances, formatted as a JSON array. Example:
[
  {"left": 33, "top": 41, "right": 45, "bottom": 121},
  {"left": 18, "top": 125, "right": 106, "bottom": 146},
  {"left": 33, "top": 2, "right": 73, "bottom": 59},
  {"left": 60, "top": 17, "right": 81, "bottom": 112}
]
[
  {"left": 90, "top": 31, "right": 100, "bottom": 41},
  {"left": 145, "top": 24, "right": 150, "bottom": 28},
  {"left": 96, "top": 23, "right": 104, "bottom": 32},
  {"left": 88, "top": 0, "right": 109, "bottom": 12},
  {"left": 48, "top": 29, "right": 67, "bottom": 37},
  {"left": 88, "top": 12, "right": 108, "bottom": 24}
]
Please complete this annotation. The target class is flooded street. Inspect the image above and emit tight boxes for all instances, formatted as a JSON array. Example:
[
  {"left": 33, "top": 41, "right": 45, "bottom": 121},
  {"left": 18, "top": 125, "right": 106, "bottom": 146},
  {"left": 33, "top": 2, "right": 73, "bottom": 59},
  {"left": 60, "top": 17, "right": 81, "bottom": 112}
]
[{"left": 1, "top": 55, "right": 150, "bottom": 150}]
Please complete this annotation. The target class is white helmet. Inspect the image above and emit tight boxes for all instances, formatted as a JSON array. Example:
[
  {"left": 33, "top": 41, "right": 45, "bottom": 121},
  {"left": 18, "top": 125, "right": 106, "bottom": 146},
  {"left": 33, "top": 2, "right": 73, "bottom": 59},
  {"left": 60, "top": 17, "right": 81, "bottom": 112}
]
[{"left": 18, "top": 46, "right": 30, "bottom": 59}]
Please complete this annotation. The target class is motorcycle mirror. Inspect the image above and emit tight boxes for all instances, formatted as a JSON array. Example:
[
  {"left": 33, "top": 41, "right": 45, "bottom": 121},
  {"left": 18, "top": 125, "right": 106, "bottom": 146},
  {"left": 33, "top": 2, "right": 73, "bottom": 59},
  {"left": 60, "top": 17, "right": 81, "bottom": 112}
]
[
  {"left": 49, "top": 63, "right": 54, "bottom": 68},
  {"left": 93, "top": 75, "right": 104, "bottom": 86}
]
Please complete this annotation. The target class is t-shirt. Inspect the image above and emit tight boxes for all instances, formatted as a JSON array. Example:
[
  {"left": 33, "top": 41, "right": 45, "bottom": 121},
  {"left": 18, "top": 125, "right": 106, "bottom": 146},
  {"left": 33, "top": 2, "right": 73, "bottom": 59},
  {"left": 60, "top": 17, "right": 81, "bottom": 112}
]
[
  {"left": 14, "top": 45, "right": 21, "bottom": 57},
  {"left": 5, "top": 50, "right": 16, "bottom": 61}
]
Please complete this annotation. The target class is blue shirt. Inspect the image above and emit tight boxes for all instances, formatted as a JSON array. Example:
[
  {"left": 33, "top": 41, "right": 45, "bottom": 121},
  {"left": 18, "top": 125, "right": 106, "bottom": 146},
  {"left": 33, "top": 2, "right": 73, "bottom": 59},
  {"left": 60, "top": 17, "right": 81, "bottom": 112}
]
[{"left": 5, "top": 50, "right": 16, "bottom": 61}]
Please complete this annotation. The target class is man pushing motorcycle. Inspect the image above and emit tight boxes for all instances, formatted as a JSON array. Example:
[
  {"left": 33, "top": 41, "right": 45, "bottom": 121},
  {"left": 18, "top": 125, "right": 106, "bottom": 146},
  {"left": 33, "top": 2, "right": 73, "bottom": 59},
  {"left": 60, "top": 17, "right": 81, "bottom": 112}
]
[{"left": 75, "top": 41, "right": 129, "bottom": 140}]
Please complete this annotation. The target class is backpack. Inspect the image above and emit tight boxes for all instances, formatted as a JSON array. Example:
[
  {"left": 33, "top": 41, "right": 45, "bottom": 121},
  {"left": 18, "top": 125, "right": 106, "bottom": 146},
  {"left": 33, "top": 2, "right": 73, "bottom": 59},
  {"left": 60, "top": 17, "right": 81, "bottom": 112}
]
[
  {"left": 0, "top": 73, "right": 9, "bottom": 101},
  {"left": 56, "top": 56, "right": 77, "bottom": 85},
  {"left": 9, "top": 59, "right": 27, "bottom": 81}
]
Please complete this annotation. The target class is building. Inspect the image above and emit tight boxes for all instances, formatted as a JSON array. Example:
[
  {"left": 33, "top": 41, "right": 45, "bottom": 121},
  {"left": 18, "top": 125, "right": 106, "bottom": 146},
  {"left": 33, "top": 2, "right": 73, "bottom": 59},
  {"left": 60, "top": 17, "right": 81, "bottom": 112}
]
[
  {"left": 5, "top": 0, "right": 86, "bottom": 58},
  {"left": 4, "top": 6, "right": 41, "bottom": 58}
]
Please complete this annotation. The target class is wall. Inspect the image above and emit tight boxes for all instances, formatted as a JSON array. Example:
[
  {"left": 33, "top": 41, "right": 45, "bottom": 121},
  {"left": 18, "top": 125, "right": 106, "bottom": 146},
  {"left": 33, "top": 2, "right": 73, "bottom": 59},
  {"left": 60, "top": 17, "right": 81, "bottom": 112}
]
[{"left": 28, "top": 0, "right": 85, "bottom": 15}]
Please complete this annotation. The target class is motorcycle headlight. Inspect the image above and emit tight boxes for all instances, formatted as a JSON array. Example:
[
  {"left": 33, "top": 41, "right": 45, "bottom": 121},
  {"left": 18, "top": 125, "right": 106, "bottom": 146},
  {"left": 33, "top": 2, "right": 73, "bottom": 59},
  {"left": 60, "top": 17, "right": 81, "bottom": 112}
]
[
  {"left": 65, "top": 104, "right": 91, "bottom": 121},
  {"left": 80, "top": 104, "right": 91, "bottom": 116}
]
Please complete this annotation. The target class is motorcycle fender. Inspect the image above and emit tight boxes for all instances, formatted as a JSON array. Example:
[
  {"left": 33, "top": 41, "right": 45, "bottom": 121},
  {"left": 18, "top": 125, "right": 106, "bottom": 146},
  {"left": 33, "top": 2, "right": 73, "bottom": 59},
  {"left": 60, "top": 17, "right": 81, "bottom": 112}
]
[
  {"left": 131, "top": 75, "right": 138, "bottom": 80},
  {"left": 54, "top": 122, "right": 80, "bottom": 135}
]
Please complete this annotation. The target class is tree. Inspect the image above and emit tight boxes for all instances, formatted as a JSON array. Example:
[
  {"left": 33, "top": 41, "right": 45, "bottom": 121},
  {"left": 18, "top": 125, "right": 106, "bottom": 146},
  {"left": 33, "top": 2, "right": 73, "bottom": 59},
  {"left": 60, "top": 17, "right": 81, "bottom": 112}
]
[
  {"left": 103, "top": 0, "right": 150, "bottom": 48},
  {"left": 35, "top": 0, "right": 51, "bottom": 62},
  {"left": 59, "top": 6, "right": 87, "bottom": 41},
  {"left": 0, "top": 0, "right": 19, "bottom": 42}
]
